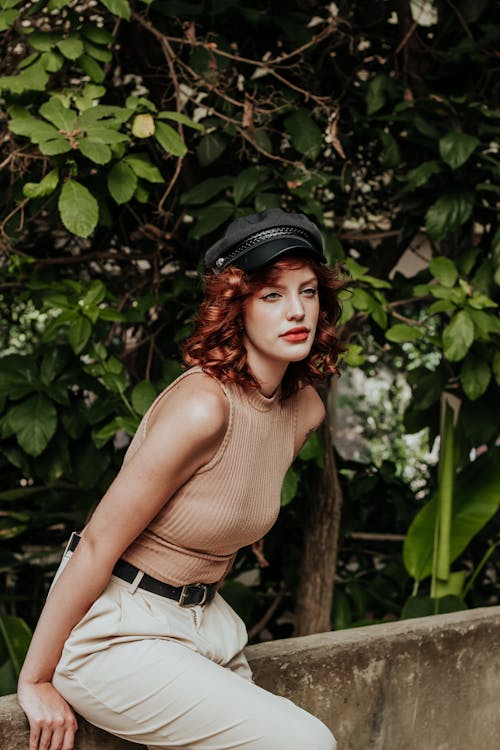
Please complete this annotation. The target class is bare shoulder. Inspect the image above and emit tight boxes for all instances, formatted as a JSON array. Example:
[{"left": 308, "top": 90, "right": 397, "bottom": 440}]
[
  {"left": 148, "top": 371, "right": 229, "bottom": 442},
  {"left": 294, "top": 385, "right": 325, "bottom": 455}
]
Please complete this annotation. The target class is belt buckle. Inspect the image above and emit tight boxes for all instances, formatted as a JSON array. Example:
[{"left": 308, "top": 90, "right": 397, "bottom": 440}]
[{"left": 179, "top": 583, "right": 208, "bottom": 607}]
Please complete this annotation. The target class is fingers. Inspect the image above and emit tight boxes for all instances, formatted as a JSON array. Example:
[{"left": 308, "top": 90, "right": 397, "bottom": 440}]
[{"left": 29, "top": 713, "right": 77, "bottom": 750}]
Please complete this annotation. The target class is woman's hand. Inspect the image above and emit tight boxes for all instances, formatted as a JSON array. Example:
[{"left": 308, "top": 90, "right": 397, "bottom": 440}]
[{"left": 18, "top": 681, "right": 78, "bottom": 750}]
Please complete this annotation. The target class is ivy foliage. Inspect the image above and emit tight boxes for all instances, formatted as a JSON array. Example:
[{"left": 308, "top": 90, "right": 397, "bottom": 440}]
[{"left": 0, "top": 0, "right": 499, "bottom": 683}]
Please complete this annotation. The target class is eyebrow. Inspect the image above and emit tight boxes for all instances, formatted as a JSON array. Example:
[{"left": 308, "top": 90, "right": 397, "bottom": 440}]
[{"left": 263, "top": 276, "right": 318, "bottom": 290}]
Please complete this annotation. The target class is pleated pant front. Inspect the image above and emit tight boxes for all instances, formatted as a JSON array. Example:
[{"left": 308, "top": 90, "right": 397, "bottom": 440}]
[{"left": 52, "top": 555, "right": 336, "bottom": 750}]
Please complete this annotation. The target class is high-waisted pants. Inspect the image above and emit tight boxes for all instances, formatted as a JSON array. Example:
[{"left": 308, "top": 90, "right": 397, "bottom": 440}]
[{"left": 51, "top": 552, "right": 336, "bottom": 750}]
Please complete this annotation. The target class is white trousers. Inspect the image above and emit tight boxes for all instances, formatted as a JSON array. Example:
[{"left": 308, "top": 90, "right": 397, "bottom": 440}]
[{"left": 52, "top": 556, "right": 336, "bottom": 750}]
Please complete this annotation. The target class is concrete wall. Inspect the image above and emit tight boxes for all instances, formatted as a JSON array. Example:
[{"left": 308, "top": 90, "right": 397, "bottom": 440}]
[{"left": 2, "top": 606, "right": 499, "bottom": 750}]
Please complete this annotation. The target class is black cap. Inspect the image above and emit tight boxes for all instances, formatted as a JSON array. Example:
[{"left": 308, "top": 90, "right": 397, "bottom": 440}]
[{"left": 203, "top": 208, "right": 327, "bottom": 274}]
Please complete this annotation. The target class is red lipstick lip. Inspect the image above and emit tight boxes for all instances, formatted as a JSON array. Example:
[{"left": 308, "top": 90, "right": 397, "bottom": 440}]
[{"left": 280, "top": 327, "right": 309, "bottom": 336}]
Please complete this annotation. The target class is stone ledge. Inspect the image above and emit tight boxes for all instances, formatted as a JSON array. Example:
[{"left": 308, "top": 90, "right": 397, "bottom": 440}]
[{"left": 2, "top": 606, "right": 499, "bottom": 750}]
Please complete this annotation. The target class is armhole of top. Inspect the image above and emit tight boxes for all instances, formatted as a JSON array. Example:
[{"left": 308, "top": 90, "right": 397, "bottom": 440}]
[
  {"left": 142, "top": 366, "right": 234, "bottom": 472},
  {"left": 290, "top": 391, "right": 300, "bottom": 463}
]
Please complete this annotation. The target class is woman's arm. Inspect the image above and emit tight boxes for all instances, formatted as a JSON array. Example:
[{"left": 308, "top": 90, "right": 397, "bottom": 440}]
[{"left": 17, "top": 373, "right": 229, "bottom": 750}]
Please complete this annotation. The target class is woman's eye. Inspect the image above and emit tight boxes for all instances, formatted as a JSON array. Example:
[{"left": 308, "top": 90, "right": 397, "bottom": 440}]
[
  {"left": 261, "top": 292, "right": 281, "bottom": 301},
  {"left": 302, "top": 287, "right": 318, "bottom": 297}
]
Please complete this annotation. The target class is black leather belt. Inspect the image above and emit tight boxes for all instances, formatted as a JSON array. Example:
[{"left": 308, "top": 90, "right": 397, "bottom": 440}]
[{"left": 66, "top": 532, "right": 217, "bottom": 607}]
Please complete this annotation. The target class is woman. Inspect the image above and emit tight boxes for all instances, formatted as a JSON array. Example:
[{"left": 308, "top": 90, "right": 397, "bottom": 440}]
[{"left": 18, "top": 208, "right": 344, "bottom": 750}]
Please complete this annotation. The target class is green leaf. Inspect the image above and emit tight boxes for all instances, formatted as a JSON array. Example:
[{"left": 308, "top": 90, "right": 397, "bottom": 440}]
[
  {"left": 99, "top": 0, "right": 131, "bottom": 19},
  {"left": 181, "top": 176, "right": 233, "bottom": 206},
  {"left": 131, "top": 380, "right": 156, "bottom": 416},
  {"left": 429, "top": 257, "right": 458, "bottom": 288},
  {"left": 405, "top": 160, "right": 442, "bottom": 188},
  {"left": 425, "top": 190, "right": 475, "bottom": 241},
  {"left": 365, "top": 74, "right": 391, "bottom": 115},
  {"left": 0, "top": 58, "right": 49, "bottom": 93},
  {"left": 39, "top": 348, "right": 68, "bottom": 386},
  {"left": 157, "top": 110, "right": 204, "bottom": 131},
  {"left": 403, "top": 448, "right": 500, "bottom": 582},
  {"left": 58, "top": 180, "right": 99, "bottom": 238},
  {"left": 342, "top": 343, "right": 365, "bottom": 366},
  {"left": 442, "top": 310, "right": 474, "bottom": 362},
  {"left": 107, "top": 160, "right": 137, "bottom": 204},
  {"left": 0, "top": 614, "right": 31, "bottom": 679},
  {"left": 379, "top": 131, "right": 401, "bottom": 167},
  {"left": 39, "top": 98, "right": 77, "bottom": 131},
  {"left": 280, "top": 466, "right": 298, "bottom": 506},
  {"left": 386, "top": 324, "right": 424, "bottom": 342},
  {"left": 196, "top": 132, "right": 227, "bottom": 166},
  {"left": 84, "top": 280, "right": 106, "bottom": 306},
  {"left": 331, "top": 588, "right": 352, "bottom": 630},
  {"left": 189, "top": 202, "right": 234, "bottom": 239},
  {"left": 233, "top": 167, "right": 261, "bottom": 206},
  {"left": 124, "top": 154, "right": 164, "bottom": 183},
  {"left": 8, "top": 111, "right": 59, "bottom": 142},
  {"left": 298, "top": 431, "right": 324, "bottom": 467},
  {"left": 78, "top": 137, "right": 112, "bottom": 164},
  {"left": 23, "top": 169, "right": 59, "bottom": 199},
  {"left": 68, "top": 316, "right": 92, "bottom": 354},
  {"left": 78, "top": 54, "right": 104, "bottom": 83},
  {"left": 284, "top": 109, "right": 322, "bottom": 160},
  {"left": 0, "top": 9, "right": 19, "bottom": 31},
  {"left": 81, "top": 24, "right": 113, "bottom": 45},
  {"left": 39, "top": 137, "right": 72, "bottom": 155},
  {"left": 493, "top": 351, "right": 500, "bottom": 386},
  {"left": 155, "top": 121, "right": 187, "bottom": 157},
  {"left": 460, "top": 354, "right": 491, "bottom": 400},
  {"left": 439, "top": 131, "right": 480, "bottom": 170},
  {"left": 401, "top": 595, "right": 466, "bottom": 619},
  {"left": 8, "top": 394, "right": 57, "bottom": 456},
  {"left": 56, "top": 36, "right": 84, "bottom": 60}
]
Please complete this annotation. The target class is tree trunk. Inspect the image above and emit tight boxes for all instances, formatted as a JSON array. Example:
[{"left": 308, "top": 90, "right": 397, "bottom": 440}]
[{"left": 293, "top": 380, "right": 344, "bottom": 636}]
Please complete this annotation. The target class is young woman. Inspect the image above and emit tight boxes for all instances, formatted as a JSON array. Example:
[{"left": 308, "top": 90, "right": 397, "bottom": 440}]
[{"left": 18, "top": 208, "right": 344, "bottom": 750}]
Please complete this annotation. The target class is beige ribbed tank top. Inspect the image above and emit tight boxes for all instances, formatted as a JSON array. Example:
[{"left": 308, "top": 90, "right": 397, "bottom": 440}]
[{"left": 121, "top": 367, "right": 298, "bottom": 586}]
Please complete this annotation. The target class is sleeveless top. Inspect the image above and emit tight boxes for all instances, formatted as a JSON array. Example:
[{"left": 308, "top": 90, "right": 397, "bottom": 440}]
[{"left": 120, "top": 367, "right": 299, "bottom": 586}]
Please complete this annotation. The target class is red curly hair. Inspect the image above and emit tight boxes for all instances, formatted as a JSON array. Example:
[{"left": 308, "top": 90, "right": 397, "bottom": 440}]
[{"left": 183, "top": 256, "right": 346, "bottom": 398}]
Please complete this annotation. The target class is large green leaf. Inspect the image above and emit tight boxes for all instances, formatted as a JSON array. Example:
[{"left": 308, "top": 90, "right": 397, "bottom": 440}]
[
  {"left": 460, "top": 354, "right": 491, "bottom": 400},
  {"left": 78, "top": 137, "right": 112, "bottom": 164},
  {"left": 386, "top": 324, "right": 424, "bottom": 342},
  {"left": 0, "top": 355, "right": 38, "bottom": 400},
  {"left": 124, "top": 154, "right": 164, "bottom": 183},
  {"left": 280, "top": 465, "right": 298, "bottom": 506},
  {"left": 439, "top": 131, "right": 480, "bottom": 170},
  {"left": 56, "top": 36, "right": 84, "bottom": 60},
  {"left": 196, "top": 133, "right": 227, "bottom": 166},
  {"left": 403, "top": 448, "right": 500, "bottom": 581},
  {"left": 39, "top": 97, "right": 77, "bottom": 131},
  {"left": 8, "top": 394, "right": 57, "bottom": 456},
  {"left": 181, "top": 176, "right": 233, "bottom": 206},
  {"left": 425, "top": 190, "right": 475, "bottom": 241},
  {"left": 406, "top": 160, "right": 442, "bottom": 189},
  {"left": 58, "top": 179, "right": 99, "bottom": 237},
  {"left": 401, "top": 595, "right": 467, "bottom": 620},
  {"left": 107, "top": 160, "right": 137, "bottom": 203},
  {"left": 155, "top": 121, "right": 187, "bottom": 158},
  {"left": 189, "top": 201, "right": 234, "bottom": 239},
  {"left": 0, "top": 614, "right": 31, "bottom": 690},
  {"left": 131, "top": 380, "right": 157, "bottom": 416},
  {"left": 157, "top": 110, "right": 204, "bottom": 131},
  {"left": 68, "top": 315, "right": 92, "bottom": 354},
  {"left": 429, "top": 257, "right": 458, "bottom": 288},
  {"left": 99, "top": 0, "right": 131, "bottom": 20},
  {"left": 284, "top": 109, "right": 322, "bottom": 160},
  {"left": 233, "top": 167, "right": 261, "bottom": 206},
  {"left": 442, "top": 310, "right": 474, "bottom": 361}
]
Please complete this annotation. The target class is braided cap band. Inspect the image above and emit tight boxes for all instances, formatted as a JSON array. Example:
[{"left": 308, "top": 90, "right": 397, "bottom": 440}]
[{"left": 214, "top": 226, "right": 313, "bottom": 271}]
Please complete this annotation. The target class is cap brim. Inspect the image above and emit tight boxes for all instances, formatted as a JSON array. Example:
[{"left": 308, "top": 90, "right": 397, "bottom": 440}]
[{"left": 231, "top": 237, "right": 326, "bottom": 272}]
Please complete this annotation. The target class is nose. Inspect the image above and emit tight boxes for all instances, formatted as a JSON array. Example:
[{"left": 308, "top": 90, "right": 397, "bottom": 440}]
[{"left": 287, "top": 293, "right": 305, "bottom": 321}]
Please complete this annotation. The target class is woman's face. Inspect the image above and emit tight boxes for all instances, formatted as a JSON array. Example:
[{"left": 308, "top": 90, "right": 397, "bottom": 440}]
[{"left": 242, "top": 262, "right": 320, "bottom": 371}]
